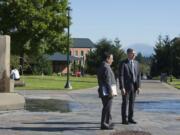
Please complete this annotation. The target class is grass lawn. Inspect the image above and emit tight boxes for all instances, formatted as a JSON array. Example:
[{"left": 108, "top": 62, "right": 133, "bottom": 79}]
[
  {"left": 168, "top": 79, "right": 180, "bottom": 89},
  {"left": 15, "top": 75, "right": 98, "bottom": 90}
]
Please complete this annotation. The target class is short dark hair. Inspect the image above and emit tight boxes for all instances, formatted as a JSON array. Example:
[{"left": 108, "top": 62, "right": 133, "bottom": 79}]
[
  {"left": 102, "top": 52, "right": 112, "bottom": 60},
  {"left": 127, "top": 48, "right": 134, "bottom": 53}
]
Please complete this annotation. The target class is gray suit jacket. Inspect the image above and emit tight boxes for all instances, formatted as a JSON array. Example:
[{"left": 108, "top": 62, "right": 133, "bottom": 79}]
[
  {"left": 97, "top": 61, "right": 116, "bottom": 98},
  {"left": 118, "top": 59, "right": 141, "bottom": 92}
]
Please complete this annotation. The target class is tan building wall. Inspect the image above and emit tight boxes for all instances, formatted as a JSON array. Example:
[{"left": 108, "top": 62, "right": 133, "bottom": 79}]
[
  {"left": 51, "top": 48, "right": 92, "bottom": 74},
  {"left": 52, "top": 61, "right": 72, "bottom": 74},
  {"left": 70, "top": 48, "right": 90, "bottom": 62}
]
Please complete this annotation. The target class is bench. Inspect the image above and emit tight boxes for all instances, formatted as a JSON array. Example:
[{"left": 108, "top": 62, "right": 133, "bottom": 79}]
[{"left": 14, "top": 80, "right": 25, "bottom": 87}]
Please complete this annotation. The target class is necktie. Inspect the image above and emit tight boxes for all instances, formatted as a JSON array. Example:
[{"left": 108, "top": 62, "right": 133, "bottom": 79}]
[{"left": 131, "top": 61, "right": 136, "bottom": 82}]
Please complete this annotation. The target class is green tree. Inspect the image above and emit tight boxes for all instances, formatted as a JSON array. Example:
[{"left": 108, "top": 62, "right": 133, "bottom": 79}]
[
  {"left": 171, "top": 37, "right": 180, "bottom": 77},
  {"left": 10, "top": 54, "right": 31, "bottom": 73},
  {"left": 86, "top": 38, "right": 125, "bottom": 77},
  {"left": 136, "top": 52, "right": 151, "bottom": 76},
  {"left": 136, "top": 52, "right": 144, "bottom": 63},
  {"left": 10, "top": 55, "right": 19, "bottom": 70},
  {"left": 32, "top": 55, "right": 52, "bottom": 75},
  {"left": 0, "top": 0, "right": 69, "bottom": 71},
  {"left": 150, "top": 35, "right": 172, "bottom": 77}
]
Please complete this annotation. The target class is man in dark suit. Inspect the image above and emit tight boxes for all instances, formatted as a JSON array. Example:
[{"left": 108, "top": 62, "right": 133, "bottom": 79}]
[
  {"left": 97, "top": 52, "right": 116, "bottom": 130},
  {"left": 119, "top": 48, "right": 141, "bottom": 124}
]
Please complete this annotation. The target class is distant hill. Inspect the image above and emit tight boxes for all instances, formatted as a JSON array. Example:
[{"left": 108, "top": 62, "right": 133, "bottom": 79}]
[{"left": 123, "top": 43, "right": 154, "bottom": 56}]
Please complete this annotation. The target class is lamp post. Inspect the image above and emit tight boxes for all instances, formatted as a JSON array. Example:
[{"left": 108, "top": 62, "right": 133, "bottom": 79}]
[{"left": 64, "top": 6, "right": 72, "bottom": 89}]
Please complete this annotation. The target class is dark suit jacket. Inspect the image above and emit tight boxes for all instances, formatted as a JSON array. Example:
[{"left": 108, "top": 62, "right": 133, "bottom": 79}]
[
  {"left": 118, "top": 59, "right": 141, "bottom": 92},
  {"left": 97, "top": 61, "right": 116, "bottom": 98}
]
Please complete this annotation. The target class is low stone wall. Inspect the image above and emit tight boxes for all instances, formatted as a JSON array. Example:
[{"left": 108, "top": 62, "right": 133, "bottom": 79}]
[{"left": 0, "top": 93, "right": 25, "bottom": 111}]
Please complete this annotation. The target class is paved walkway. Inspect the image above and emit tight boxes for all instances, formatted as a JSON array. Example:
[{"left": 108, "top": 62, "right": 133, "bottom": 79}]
[{"left": 0, "top": 80, "right": 180, "bottom": 135}]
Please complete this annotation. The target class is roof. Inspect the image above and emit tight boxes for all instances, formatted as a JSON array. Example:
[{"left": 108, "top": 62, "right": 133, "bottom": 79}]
[
  {"left": 47, "top": 53, "right": 82, "bottom": 62},
  {"left": 72, "top": 38, "right": 95, "bottom": 48}
]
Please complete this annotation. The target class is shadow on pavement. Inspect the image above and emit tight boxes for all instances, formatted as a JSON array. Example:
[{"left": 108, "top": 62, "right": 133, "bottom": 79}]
[
  {"left": 0, "top": 121, "right": 123, "bottom": 132},
  {"left": 0, "top": 126, "right": 100, "bottom": 132},
  {"left": 22, "top": 121, "right": 122, "bottom": 125},
  {"left": 23, "top": 121, "right": 100, "bottom": 125}
]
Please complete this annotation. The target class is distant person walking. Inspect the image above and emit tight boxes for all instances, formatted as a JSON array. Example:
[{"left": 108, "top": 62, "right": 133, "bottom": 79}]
[
  {"left": 119, "top": 48, "right": 141, "bottom": 124},
  {"left": 10, "top": 66, "right": 20, "bottom": 80},
  {"left": 97, "top": 52, "right": 116, "bottom": 130}
]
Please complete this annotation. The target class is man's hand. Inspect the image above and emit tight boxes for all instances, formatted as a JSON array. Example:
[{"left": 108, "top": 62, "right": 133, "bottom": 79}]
[
  {"left": 137, "top": 88, "right": 141, "bottom": 95},
  {"left": 121, "top": 88, "right": 126, "bottom": 95}
]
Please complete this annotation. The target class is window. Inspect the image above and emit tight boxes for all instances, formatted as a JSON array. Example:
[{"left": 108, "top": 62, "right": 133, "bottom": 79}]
[
  {"left": 75, "top": 50, "right": 78, "bottom": 56},
  {"left": 81, "top": 51, "right": 84, "bottom": 56}
]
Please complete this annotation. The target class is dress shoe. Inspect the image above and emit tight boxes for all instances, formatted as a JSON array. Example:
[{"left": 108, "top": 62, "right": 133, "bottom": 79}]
[
  {"left": 109, "top": 123, "right": 114, "bottom": 128},
  {"left": 122, "top": 120, "right": 128, "bottom": 125},
  {"left": 128, "top": 119, "right": 137, "bottom": 124},
  {"left": 101, "top": 125, "right": 114, "bottom": 130}
]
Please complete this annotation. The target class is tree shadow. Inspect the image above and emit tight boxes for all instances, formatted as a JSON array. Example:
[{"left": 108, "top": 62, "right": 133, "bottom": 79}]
[
  {"left": 0, "top": 126, "right": 99, "bottom": 132},
  {"left": 22, "top": 121, "right": 122, "bottom": 125},
  {"left": 0, "top": 121, "right": 122, "bottom": 132},
  {"left": 23, "top": 121, "right": 100, "bottom": 125}
]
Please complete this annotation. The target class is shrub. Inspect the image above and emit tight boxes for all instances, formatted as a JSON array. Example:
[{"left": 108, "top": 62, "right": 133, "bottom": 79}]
[{"left": 32, "top": 56, "right": 52, "bottom": 75}]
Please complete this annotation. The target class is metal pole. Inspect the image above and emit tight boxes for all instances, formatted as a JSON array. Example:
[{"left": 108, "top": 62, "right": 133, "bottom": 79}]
[{"left": 64, "top": 6, "right": 72, "bottom": 89}]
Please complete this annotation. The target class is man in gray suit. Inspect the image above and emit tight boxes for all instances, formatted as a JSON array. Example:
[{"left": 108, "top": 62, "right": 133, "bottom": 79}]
[
  {"left": 97, "top": 52, "right": 116, "bottom": 130},
  {"left": 119, "top": 48, "right": 141, "bottom": 124}
]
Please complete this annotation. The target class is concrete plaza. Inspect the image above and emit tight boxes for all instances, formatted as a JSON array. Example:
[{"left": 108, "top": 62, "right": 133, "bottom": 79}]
[{"left": 0, "top": 80, "right": 180, "bottom": 135}]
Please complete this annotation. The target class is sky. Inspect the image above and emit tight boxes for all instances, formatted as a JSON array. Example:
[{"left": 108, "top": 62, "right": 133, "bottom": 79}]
[{"left": 70, "top": 0, "right": 180, "bottom": 47}]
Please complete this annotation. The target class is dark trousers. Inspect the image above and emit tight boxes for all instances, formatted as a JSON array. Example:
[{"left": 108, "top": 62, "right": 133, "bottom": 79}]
[
  {"left": 101, "top": 96, "right": 113, "bottom": 128},
  {"left": 121, "top": 86, "right": 136, "bottom": 122}
]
